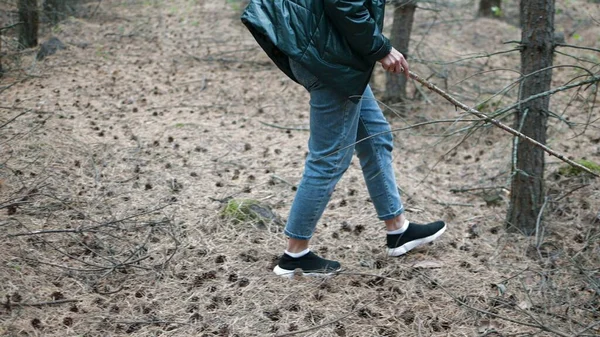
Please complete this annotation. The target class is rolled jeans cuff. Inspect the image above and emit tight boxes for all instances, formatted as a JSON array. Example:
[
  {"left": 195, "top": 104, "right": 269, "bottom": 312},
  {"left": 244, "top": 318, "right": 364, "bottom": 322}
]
[
  {"left": 377, "top": 206, "right": 405, "bottom": 221},
  {"left": 284, "top": 228, "right": 312, "bottom": 241}
]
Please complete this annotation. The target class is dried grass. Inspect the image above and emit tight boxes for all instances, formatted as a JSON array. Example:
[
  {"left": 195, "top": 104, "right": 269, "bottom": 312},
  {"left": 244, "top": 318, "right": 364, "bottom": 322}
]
[{"left": 1, "top": 0, "right": 599, "bottom": 336}]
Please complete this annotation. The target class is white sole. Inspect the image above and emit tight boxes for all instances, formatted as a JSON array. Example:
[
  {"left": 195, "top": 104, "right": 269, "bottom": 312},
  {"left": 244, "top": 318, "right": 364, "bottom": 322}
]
[
  {"left": 387, "top": 223, "right": 447, "bottom": 257},
  {"left": 273, "top": 265, "right": 341, "bottom": 278}
]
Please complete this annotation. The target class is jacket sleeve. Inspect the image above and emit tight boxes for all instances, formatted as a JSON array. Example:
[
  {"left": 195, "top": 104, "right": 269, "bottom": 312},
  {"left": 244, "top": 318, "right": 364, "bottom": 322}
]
[{"left": 323, "top": 0, "right": 391, "bottom": 62}]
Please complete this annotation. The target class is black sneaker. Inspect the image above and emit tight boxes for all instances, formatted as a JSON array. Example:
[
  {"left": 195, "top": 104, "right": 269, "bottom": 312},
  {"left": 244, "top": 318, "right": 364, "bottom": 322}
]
[
  {"left": 273, "top": 251, "right": 341, "bottom": 278},
  {"left": 387, "top": 221, "right": 446, "bottom": 256}
]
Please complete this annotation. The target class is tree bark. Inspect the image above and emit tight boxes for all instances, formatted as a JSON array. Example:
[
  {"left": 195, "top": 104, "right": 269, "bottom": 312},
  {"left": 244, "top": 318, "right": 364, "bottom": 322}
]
[
  {"left": 383, "top": 0, "right": 417, "bottom": 105},
  {"left": 478, "top": 0, "right": 502, "bottom": 17},
  {"left": 0, "top": 30, "right": 3, "bottom": 77},
  {"left": 18, "top": 0, "right": 39, "bottom": 49},
  {"left": 507, "top": 0, "right": 555, "bottom": 235},
  {"left": 44, "top": 0, "right": 69, "bottom": 25}
]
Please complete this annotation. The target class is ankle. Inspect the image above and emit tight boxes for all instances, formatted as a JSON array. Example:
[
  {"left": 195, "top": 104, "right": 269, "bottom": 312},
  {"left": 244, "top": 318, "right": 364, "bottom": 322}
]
[
  {"left": 385, "top": 214, "right": 407, "bottom": 232},
  {"left": 287, "top": 238, "right": 309, "bottom": 254}
]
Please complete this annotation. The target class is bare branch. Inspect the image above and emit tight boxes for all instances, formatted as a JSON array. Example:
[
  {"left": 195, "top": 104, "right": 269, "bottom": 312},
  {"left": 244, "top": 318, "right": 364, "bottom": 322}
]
[
  {"left": 409, "top": 70, "right": 600, "bottom": 178},
  {"left": 0, "top": 22, "right": 23, "bottom": 31},
  {"left": 0, "top": 111, "right": 27, "bottom": 129},
  {"left": 556, "top": 43, "right": 600, "bottom": 54},
  {"left": 8, "top": 299, "right": 80, "bottom": 307}
]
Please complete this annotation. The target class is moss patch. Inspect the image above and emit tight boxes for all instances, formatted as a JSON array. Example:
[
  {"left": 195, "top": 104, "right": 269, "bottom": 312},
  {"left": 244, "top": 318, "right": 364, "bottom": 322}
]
[
  {"left": 222, "top": 199, "right": 284, "bottom": 229},
  {"left": 558, "top": 159, "right": 600, "bottom": 177}
]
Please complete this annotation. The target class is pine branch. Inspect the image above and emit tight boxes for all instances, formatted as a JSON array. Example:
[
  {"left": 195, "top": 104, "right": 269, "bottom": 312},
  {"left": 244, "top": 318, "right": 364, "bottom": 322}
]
[
  {"left": 555, "top": 43, "right": 600, "bottom": 54},
  {"left": 409, "top": 71, "right": 600, "bottom": 178}
]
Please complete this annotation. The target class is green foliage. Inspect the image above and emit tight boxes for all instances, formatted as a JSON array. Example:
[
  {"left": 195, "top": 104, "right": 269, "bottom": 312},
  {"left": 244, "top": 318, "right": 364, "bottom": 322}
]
[{"left": 558, "top": 159, "right": 600, "bottom": 177}]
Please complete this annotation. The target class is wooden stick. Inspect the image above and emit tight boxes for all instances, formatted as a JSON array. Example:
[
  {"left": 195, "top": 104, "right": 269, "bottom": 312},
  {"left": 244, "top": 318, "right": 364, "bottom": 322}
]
[{"left": 408, "top": 71, "right": 600, "bottom": 178}]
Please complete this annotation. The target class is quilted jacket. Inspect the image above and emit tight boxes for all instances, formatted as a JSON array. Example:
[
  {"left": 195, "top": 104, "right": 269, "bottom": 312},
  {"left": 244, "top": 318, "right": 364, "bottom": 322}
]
[{"left": 241, "top": 0, "right": 391, "bottom": 100}]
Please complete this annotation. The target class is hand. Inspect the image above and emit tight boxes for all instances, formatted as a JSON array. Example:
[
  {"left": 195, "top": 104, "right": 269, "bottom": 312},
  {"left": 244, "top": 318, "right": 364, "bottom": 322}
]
[{"left": 378, "top": 47, "right": 410, "bottom": 78}]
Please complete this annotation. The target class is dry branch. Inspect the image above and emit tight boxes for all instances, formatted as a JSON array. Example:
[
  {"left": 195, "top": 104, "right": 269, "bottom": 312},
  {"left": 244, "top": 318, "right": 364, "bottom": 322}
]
[
  {"left": 8, "top": 299, "right": 80, "bottom": 307},
  {"left": 409, "top": 71, "right": 600, "bottom": 178},
  {"left": 556, "top": 43, "right": 600, "bottom": 54},
  {"left": 0, "top": 111, "right": 27, "bottom": 129},
  {"left": 413, "top": 270, "right": 573, "bottom": 337}
]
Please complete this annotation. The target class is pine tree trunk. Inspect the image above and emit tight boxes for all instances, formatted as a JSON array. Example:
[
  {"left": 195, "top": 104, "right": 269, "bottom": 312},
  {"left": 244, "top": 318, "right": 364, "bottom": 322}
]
[
  {"left": 0, "top": 31, "right": 3, "bottom": 77},
  {"left": 507, "top": 0, "right": 555, "bottom": 235},
  {"left": 44, "top": 0, "right": 68, "bottom": 25},
  {"left": 383, "top": 0, "right": 417, "bottom": 104},
  {"left": 478, "top": 0, "right": 502, "bottom": 17},
  {"left": 18, "top": 0, "right": 39, "bottom": 49}
]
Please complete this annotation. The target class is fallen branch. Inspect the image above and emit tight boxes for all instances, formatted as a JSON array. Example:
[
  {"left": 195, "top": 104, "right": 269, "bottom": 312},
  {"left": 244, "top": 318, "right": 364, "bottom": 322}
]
[
  {"left": 110, "top": 320, "right": 190, "bottom": 326},
  {"left": 409, "top": 71, "right": 600, "bottom": 178},
  {"left": 9, "top": 299, "right": 80, "bottom": 307},
  {"left": 413, "top": 270, "right": 573, "bottom": 337},
  {"left": 8, "top": 203, "right": 173, "bottom": 237},
  {"left": 450, "top": 185, "right": 507, "bottom": 193},
  {"left": 0, "top": 111, "right": 27, "bottom": 129}
]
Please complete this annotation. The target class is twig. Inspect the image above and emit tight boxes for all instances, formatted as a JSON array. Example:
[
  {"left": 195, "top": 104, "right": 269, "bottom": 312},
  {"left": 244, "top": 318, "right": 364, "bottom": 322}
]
[
  {"left": 556, "top": 43, "right": 600, "bottom": 54},
  {"left": 315, "top": 117, "right": 484, "bottom": 162},
  {"left": 9, "top": 228, "right": 81, "bottom": 237},
  {"left": 553, "top": 184, "right": 590, "bottom": 202},
  {"left": 0, "top": 22, "right": 23, "bottom": 31},
  {"left": 409, "top": 71, "right": 600, "bottom": 178},
  {"left": 0, "top": 111, "right": 27, "bottom": 129},
  {"left": 450, "top": 185, "right": 507, "bottom": 193},
  {"left": 413, "top": 269, "right": 573, "bottom": 337},
  {"left": 90, "top": 0, "right": 103, "bottom": 17},
  {"left": 259, "top": 121, "right": 309, "bottom": 131},
  {"left": 93, "top": 285, "right": 125, "bottom": 295},
  {"left": 413, "top": 48, "right": 521, "bottom": 66},
  {"left": 434, "top": 201, "right": 475, "bottom": 207},
  {"left": 535, "top": 197, "right": 549, "bottom": 248},
  {"left": 111, "top": 320, "right": 190, "bottom": 326},
  {"left": 10, "top": 299, "right": 80, "bottom": 307},
  {"left": 574, "top": 320, "right": 600, "bottom": 336},
  {"left": 271, "top": 174, "right": 296, "bottom": 187}
]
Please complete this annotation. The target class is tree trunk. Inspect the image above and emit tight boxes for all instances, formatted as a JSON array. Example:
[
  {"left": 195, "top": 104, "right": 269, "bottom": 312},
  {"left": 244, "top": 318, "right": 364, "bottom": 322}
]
[
  {"left": 0, "top": 30, "right": 3, "bottom": 77},
  {"left": 18, "top": 0, "right": 39, "bottom": 49},
  {"left": 44, "top": 0, "right": 69, "bottom": 25},
  {"left": 506, "top": 0, "right": 555, "bottom": 235},
  {"left": 383, "top": 0, "right": 417, "bottom": 104},
  {"left": 478, "top": 0, "right": 502, "bottom": 17}
]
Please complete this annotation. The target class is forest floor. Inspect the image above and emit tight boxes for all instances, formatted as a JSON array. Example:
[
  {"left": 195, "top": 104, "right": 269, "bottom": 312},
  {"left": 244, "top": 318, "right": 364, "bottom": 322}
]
[{"left": 1, "top": 0, "right": 599, "bottom": 336}]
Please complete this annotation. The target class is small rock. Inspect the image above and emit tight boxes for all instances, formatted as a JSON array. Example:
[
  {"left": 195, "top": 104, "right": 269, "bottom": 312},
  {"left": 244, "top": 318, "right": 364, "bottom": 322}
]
[{"left": 37, "top": 37, "right": 66, "bottom": 61}]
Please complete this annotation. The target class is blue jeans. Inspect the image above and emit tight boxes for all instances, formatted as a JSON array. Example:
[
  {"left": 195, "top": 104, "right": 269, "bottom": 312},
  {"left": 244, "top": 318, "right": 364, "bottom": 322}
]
[{"left": 285, "top": 60, "right": 404, "bottom": 240}]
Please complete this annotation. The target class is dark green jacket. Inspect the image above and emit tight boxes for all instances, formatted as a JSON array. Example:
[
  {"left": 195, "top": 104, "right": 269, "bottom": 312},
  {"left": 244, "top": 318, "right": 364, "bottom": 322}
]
[{"left": 241, "top": 0, "right": 391, "bottom": 100}]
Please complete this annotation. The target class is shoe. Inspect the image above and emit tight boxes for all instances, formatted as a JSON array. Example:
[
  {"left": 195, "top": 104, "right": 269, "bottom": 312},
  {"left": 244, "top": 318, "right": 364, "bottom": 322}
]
[
  {"left": 387, "top": 221, "right": 446, "bottom": 257},
  {"left": 273, "top": 251, "right": 341, "bottom": 278}
]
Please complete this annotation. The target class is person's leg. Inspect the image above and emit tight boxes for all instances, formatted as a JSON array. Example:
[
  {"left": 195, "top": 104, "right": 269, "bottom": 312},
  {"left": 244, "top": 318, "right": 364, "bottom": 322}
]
[
  {"left": 274, "top": 62, "right": 363, "bottom": 276},
  {"left": 283, "top": 86, "right": 360, "bottom": 243},
  {"left": 354, "top": 86, "right": 446, "bottom": 256},
  {"left": 353, "top": 86, "right": 404, "bottom": 223}
]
